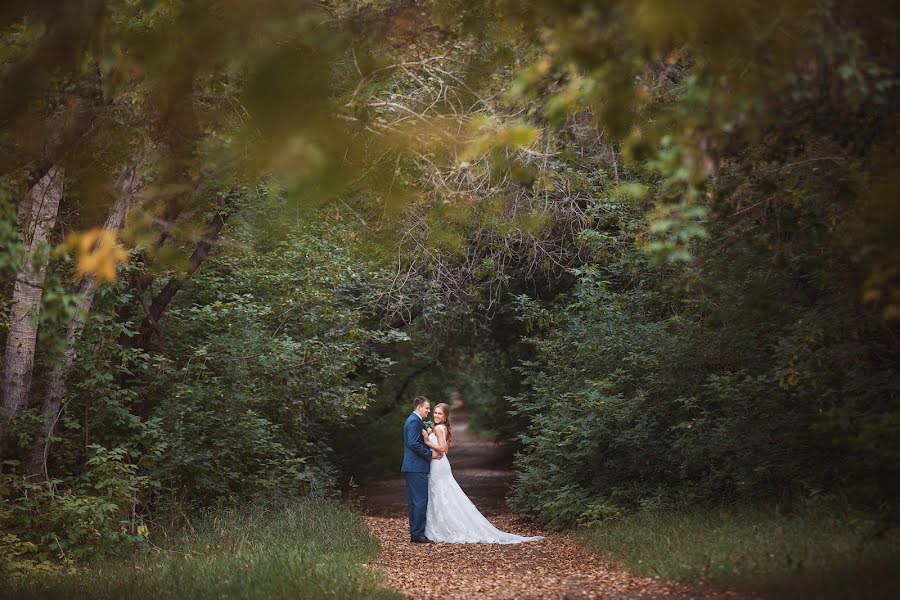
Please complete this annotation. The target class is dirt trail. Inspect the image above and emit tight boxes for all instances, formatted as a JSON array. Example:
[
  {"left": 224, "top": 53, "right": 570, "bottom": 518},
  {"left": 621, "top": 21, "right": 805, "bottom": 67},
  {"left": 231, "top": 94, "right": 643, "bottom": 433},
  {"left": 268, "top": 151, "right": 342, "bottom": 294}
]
[{"left": 356, "top": 407, "right": 751, "bottom": 600}]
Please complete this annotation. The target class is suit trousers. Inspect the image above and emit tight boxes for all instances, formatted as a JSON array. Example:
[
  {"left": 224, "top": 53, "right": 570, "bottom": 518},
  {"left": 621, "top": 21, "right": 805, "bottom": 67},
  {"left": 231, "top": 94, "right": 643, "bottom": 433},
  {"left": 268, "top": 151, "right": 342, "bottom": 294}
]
[{"left": 404, "top": 472, "right": 429, "bottom": 540}]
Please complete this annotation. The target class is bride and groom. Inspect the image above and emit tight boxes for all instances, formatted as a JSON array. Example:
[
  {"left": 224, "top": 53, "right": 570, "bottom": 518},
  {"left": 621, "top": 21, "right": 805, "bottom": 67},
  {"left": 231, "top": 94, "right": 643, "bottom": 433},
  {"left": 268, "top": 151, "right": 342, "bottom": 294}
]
[{"left": 401, "top": 395, "right": 543, "bottom": 544}]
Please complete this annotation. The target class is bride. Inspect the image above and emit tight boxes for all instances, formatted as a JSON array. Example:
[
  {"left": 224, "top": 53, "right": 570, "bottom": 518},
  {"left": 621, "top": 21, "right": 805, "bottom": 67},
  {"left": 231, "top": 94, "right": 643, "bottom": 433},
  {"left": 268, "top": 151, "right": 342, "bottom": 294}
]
[{"left": 422, "top": 403, "right": 543, "bottom": 544}]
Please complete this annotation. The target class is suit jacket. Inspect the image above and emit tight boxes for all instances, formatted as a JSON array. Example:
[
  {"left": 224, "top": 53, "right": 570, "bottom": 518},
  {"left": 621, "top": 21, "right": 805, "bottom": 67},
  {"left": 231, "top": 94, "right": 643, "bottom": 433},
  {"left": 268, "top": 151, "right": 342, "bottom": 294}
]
[{"left": 401, "top": 412, "right": 432, "bottom": 473}]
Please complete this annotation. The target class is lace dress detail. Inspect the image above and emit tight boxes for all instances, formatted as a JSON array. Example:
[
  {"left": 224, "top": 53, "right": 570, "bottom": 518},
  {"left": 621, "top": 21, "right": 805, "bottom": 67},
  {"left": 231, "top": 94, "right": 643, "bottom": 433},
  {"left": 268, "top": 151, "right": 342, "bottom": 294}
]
[{"left": 424, "top": 429, "right": 543, "bottom": 544}]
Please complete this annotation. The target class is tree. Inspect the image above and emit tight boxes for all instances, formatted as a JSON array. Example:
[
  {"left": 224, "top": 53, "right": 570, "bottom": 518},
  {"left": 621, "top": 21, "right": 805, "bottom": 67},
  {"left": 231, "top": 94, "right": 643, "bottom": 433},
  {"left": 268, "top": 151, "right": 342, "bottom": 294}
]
[
  {"left": 1, "top": 166, "right": 64, "bottom": 436},
  {"left": 26, "top": 163, "right": 144, "bottom": 477}
]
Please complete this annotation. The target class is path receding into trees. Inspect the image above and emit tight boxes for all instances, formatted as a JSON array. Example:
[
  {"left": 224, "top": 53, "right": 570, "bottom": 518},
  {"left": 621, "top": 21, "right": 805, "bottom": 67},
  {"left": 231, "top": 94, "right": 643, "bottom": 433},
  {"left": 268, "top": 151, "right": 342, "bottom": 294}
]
[{"left": 355, "top": 406, "right": 754, "bottom": 600}]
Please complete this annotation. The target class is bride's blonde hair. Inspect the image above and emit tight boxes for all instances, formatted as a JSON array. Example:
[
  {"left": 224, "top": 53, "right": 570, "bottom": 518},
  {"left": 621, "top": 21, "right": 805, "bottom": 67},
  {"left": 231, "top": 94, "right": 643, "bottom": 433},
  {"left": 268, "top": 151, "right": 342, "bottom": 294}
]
[{"left": 434, "top": 402, "right": 451, "bottom": 445}]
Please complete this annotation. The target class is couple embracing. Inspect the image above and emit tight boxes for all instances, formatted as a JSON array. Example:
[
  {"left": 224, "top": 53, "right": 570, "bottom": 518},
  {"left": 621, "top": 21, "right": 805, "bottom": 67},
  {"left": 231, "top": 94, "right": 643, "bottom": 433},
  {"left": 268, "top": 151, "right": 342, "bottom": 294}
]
[{"left": 401, "top": 395, "right": 543, "bottom": 544}]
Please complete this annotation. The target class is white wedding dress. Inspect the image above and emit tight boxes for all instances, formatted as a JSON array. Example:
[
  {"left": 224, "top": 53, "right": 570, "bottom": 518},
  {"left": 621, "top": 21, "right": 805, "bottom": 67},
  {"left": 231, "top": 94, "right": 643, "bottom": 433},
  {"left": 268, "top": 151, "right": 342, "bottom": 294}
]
[{"left": 424, "top": 428, "right": 543, "bottom": 544}]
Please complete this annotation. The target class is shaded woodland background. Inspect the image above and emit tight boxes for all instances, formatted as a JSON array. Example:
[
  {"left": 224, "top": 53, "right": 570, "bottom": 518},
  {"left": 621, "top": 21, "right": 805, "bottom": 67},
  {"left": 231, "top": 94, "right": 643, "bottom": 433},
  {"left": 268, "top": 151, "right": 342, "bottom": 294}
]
[{"left": 0, "top": 0, "right": 898, "bottom": 587}]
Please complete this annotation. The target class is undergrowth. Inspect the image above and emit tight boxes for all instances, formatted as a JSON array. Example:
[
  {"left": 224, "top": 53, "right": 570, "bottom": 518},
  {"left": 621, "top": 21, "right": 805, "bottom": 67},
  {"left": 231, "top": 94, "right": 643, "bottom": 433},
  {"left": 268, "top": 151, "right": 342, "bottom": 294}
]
[
  {"left": 0, "top": 499, "right": 398, "bottom": 600},
  {"left": 578, "top": 503, "right": 900, "bottom": 600}
]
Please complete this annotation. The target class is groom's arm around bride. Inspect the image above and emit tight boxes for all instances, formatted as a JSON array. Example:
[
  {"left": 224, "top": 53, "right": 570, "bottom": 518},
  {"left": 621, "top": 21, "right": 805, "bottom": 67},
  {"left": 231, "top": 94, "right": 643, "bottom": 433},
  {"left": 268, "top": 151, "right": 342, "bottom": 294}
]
[{"left": 403, "top": 414, "right": 434, "bottom": 466}]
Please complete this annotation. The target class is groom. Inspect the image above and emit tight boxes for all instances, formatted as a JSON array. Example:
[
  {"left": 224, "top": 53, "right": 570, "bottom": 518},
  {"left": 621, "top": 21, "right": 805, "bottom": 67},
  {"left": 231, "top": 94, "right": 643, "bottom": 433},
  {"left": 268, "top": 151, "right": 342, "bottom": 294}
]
[{"left": 401, "top": 395, "right": 441, "bottom": 544}]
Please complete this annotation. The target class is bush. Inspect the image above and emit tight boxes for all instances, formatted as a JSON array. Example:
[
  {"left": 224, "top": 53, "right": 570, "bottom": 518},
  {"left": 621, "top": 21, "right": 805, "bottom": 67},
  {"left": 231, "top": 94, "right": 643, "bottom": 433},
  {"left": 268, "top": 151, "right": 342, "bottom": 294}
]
[
  {"left": 1, "top": 216, "right": 396, "bottom": 566},
  {"left": 508, "top": 247, "right": 900, "bottom": 527},
  {"left": 1, "top": 446, "right": 149, "bottom": 572}
]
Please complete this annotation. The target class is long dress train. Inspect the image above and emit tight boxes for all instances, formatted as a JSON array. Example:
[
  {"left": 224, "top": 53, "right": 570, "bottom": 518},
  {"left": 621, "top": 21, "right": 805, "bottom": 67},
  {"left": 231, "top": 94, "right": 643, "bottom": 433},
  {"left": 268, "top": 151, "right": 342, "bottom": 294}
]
[{"left": 424, "top": 430, "right": 543, "bottom": 544}]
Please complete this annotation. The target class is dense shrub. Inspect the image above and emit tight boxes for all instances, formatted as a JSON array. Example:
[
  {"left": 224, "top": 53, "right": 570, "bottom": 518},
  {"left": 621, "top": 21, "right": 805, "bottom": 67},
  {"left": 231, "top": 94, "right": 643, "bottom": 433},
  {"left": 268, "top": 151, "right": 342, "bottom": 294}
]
[
  {"left": 0, "top": 215, "right": 393, "bottom": 566},
  {"left": 509, "top": 242, "right": 899, "bottom": 527}
]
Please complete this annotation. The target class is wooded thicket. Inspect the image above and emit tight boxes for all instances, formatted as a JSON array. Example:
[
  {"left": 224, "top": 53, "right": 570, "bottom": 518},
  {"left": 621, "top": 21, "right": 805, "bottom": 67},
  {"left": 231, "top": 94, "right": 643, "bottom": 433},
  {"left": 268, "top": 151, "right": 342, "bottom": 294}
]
[{"left": 1, "top": 0, "right": 897, "bottom": 575}]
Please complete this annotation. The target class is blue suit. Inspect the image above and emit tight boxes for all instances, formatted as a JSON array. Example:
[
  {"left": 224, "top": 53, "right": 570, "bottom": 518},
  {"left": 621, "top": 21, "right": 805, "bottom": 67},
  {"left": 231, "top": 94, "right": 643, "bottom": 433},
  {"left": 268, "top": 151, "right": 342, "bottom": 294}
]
[{"left": 401, "top": 412, "right": 432, "bottom": 540}]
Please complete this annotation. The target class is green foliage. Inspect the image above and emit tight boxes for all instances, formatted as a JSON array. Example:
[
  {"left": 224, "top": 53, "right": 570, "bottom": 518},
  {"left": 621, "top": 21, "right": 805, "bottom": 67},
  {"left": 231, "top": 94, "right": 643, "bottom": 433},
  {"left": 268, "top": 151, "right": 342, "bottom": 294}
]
[
  {"left": 0, "top": 500, "right": 398, "bottom": 600},
  {"left": 143, "top": 220, "right": 384, "bottom": 502},
  {"left": 393, "top": 0, "right": 899, "bottom": 531},
  {"left": 509, "top": 237, "right": 899, "bottom": 526},
  {"left": 0, "top": 178, "right": 23, "bottom": 274},
  {"left": 2, "top": 4, "right": 899, "bottom": 592},
  {"left": 454, "top": 344, "right": 525, "bottom": 441},
  {"left": 578, "top": 503, "right": 900, "bottom": 600},
  {"left": 1, "top": 200, "right": 396, "bottom": 566},
  {"left": 1, "top": 446, "right": 148, "bottom": 570}
]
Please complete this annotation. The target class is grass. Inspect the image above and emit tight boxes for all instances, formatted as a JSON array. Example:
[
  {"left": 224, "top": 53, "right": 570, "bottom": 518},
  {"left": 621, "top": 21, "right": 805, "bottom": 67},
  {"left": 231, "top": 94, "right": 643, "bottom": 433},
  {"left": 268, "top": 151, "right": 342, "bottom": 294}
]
[
  {"left": 577, "top": 503, "right": 900, "bottom": 600},
  {"left": 0, "top": 499, "right": 399, "bottom": 600}
]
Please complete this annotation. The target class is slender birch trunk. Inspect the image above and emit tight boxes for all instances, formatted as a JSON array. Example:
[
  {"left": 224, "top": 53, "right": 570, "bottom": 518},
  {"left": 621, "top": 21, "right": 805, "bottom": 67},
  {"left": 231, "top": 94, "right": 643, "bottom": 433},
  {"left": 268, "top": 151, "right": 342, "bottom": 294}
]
[
  {"left": 26, "top": 165, "right": 143, "bottom": 477},
  {"left": 1, "top": 166, "right": 64, "bottom": 438}
]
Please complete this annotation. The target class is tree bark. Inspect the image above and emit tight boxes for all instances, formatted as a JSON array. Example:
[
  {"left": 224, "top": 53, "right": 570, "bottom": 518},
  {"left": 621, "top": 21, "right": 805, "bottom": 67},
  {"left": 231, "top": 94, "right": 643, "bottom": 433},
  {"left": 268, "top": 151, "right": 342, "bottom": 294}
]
[
  {"left": 26, "top": 165, "right": 143, "bottom": 478},
  {"left": 0, "top": 166, "right": 64, "bottom": 439}
]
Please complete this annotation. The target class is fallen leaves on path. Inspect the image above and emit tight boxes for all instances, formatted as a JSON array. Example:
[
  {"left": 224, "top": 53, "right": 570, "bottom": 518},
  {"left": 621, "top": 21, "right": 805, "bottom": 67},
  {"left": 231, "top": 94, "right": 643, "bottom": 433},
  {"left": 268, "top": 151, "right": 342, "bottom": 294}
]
[
  {"left": 357, "top": 410, "right": 755, "bottom": 599},
  {"left": 363, "top": 513, "right": 748, "bottom": 599}
]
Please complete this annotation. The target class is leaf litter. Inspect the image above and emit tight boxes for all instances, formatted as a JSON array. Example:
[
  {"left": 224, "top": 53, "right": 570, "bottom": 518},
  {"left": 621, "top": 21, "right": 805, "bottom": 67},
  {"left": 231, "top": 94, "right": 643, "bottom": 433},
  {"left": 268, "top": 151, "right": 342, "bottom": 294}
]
[{"left": 355, "top": 412, "right": 755, "bottom": 599}]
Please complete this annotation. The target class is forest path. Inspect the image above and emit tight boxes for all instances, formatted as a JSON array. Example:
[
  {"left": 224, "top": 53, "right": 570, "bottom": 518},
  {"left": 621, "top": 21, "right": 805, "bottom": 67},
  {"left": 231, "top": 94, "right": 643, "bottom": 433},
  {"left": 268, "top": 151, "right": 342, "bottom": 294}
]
[{"left": 354, "top": 406, "right": 751, "bottom": 600}]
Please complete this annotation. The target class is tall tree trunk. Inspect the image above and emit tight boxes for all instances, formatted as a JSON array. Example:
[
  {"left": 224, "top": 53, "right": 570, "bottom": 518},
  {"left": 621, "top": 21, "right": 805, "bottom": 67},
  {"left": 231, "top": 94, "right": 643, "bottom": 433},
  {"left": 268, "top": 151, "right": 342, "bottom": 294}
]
[
  {"left": 0, "top": 166, "right": 64, "bottom": 439},
  {"left": 26, "top": 165, "right": 143, "bottom": 478}
]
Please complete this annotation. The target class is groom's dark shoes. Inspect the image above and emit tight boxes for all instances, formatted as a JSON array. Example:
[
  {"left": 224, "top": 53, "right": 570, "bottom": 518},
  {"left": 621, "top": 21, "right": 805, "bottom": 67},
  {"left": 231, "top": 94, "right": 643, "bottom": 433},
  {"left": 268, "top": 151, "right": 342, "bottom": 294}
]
[{"left": 411, "top": 537, "right": 435, "bottom": 544}]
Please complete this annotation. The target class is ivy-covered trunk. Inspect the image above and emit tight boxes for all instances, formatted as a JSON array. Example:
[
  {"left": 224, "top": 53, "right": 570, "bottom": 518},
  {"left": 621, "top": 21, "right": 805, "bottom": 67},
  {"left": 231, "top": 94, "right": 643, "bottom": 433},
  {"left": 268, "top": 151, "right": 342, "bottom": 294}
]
[{"left": 1, "top": 166, "right": 64, "bottom": 438}]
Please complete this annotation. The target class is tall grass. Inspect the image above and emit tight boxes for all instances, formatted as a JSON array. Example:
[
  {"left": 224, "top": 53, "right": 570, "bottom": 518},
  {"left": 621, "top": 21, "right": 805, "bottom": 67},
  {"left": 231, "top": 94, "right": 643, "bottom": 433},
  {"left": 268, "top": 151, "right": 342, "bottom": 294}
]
[
  {"left": 1, "top": 499, "right": 398, "bottom": 600},
  {"left": 578, "top": 504, "right": 900, "bottom": 599}
]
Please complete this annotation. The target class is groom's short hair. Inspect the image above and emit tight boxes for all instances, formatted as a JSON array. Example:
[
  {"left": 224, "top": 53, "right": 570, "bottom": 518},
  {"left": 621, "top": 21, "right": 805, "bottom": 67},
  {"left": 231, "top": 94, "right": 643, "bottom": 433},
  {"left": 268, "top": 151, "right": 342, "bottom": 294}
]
[{"left": 412, "top": 395, "right": 430, "bottom": 409}]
